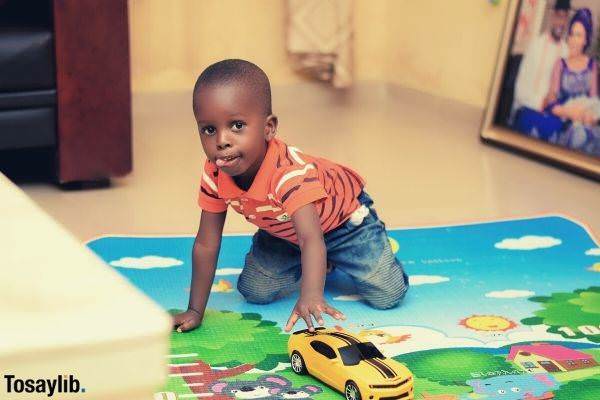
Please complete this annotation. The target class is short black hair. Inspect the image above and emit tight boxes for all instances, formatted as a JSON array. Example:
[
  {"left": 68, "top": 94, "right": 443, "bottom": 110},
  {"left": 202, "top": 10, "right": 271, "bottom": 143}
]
[
  {"left": 193, "top": 59, "right": 272, "bottom": 116},
  {"left": 554, "top": 0, "right": 570, "bottom": 11}
]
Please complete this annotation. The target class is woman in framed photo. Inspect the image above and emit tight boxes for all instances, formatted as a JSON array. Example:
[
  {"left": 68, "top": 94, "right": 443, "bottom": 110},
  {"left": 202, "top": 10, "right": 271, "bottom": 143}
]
[
  {"left": 516, "top": 8, "right": 600, "bottom": 157},
  {"left": 544, "top": 8, "right": 600, "bottom": 156}
]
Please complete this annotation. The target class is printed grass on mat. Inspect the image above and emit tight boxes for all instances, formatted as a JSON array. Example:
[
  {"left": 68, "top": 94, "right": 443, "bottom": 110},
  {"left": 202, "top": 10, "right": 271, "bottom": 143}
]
[{"left": 88, "top": 216, "right": 600, "bottom": 399}]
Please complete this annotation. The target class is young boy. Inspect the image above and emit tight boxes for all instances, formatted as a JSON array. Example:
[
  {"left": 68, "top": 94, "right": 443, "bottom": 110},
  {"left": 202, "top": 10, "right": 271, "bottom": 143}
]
[{"left": 173, "top": 59, "right": 409, "bottom": 333}]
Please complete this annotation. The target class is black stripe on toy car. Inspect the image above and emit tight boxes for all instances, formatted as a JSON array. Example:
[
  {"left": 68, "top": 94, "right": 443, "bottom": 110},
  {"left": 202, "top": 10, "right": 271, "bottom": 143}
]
[
  {"left": 326, "top": 332, "right": 388, "bottom": 379},
  {"left": 369, "top": 358, "right": 396, "bottom": 378},
  {"left": 328, "top": 331, "right": 360, "bottom": 344},
  {"left": 325, "top": 332, "right": 355, "bottom": 345},
  {"left": 331, "top": 332, "right": 396, "bottom": 379}
]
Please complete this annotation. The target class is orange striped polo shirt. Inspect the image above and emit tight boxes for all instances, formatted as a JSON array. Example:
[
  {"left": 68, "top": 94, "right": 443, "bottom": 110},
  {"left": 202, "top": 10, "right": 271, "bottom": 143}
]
[{"left": 198, "top": 138, "right": 365, "bottom": 244}]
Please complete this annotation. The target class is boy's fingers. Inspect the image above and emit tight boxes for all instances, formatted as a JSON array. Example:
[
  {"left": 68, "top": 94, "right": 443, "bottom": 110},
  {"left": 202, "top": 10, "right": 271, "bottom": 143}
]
[
  {"left": 172, "top": 314, "right": 185, "bottom": 328},
  {"left": 285, "top": 312, "right": 300, "bottom": 332},
  {"left": 302, "top": 312, "right": 314, "bottom": 332},
  {"left": 175, "top": 319, "right": 193, "bottom": 332},
  {"left": 325, "top": 306, "right": 346, "bottom": 320},
  {"left": 312, "top": 309, "right": 324, "bottom": 326}
]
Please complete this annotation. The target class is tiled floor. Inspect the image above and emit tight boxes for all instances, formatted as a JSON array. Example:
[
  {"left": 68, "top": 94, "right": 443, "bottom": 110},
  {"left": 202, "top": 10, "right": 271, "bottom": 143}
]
[{"left": 19, "top": 83, "right": 600, "bottom": 242}]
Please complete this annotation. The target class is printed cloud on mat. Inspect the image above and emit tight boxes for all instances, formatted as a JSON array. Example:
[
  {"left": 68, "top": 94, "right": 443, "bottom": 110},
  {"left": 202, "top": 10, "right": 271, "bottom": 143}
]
[
  {"left": 215, "top": 268, "right": 243, "bottom": 276},
  {"left": 109, "top": 255, "right": 183, "bottom": 269},
  {"left": 485, "top": 289, "right": 535, "bottom": 299},
  {"left": 334, "top": 294, "right": 363, "bottom": 301},
  {"left": 586, "top": 248, "right": 600, "bottom": 256},
  {"left": 494, "top": 235, "right": 561, "bottom": 250},
  {"left": 373, "top": 326, "right": 492, "bottom": 357},
  {"left": 409, "top": 275, "right": 450, "bottom": 286}
]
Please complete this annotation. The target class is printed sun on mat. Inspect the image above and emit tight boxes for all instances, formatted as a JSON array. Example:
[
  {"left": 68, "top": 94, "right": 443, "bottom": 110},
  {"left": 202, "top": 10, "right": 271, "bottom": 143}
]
[
  {"left": 88, "top": 216, "right": 600, "bottom": 399},
  {"left": 459, "top": 315, "right": 518, "bottom": 332}
]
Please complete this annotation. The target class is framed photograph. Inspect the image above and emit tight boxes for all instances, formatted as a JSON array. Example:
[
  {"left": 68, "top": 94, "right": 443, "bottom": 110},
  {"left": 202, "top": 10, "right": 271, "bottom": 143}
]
[{"left": 482, "top": 0, "right": 600, "bottom": 179}]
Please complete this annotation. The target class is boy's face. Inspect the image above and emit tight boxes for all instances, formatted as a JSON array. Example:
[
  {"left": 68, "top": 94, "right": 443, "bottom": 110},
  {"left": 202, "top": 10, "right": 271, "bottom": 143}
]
[{"left": 193, "top": 83, "right": 277, "bottom": 180}]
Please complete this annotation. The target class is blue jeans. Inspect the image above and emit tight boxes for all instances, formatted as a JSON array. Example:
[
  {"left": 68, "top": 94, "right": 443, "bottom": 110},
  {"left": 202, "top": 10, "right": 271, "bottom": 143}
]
[{"left": 237, "top": 192, "right": 409, "bottom": 309}]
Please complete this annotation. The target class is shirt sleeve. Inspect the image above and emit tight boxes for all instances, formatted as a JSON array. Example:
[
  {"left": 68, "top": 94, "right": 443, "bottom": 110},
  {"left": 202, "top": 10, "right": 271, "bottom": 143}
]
[
  {"left": 197, "top": 160, "right": 228, "bottom": 213},
  {"left": 514, "top": 36, "right": 540, "bottom": 110},
  {"left": 271, "top": 163, "right": 328, "bottom": 217}
]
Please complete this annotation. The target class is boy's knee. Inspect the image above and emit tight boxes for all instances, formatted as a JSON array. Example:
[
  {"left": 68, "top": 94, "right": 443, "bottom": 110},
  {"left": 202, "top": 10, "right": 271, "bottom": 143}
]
[
  {"left": 239, "top": 290, "right": 277, "bottom": 305},
  {"left": 360, "top": 270, "right": 409, "bottom": 310},
  {"left": 236, "top": 268, "right": 279, "bottom": 304},
  {"left": 365, "top": 284, "right": 408, "bottom": 310}
]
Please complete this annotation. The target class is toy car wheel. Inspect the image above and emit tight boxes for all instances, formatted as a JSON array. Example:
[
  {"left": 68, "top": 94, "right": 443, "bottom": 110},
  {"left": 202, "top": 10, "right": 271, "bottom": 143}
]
[
  {"left": 344, "top": 381, "right": 362, "bottom": 400},
  {"left": 290, "top": 351, "right": 307, "bottom": 375}
]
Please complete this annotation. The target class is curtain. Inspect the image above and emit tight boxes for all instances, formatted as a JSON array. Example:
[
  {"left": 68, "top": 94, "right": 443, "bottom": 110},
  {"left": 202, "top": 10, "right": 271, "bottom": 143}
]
[{"left": 285, "top": 0, "right": 354, "bottom": 88}]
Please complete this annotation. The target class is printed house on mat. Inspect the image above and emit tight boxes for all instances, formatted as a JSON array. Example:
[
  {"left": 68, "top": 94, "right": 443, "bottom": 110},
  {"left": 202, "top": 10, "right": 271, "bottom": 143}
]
[{"left": 508, "top": 343, "right": 598, "bottom": 373}]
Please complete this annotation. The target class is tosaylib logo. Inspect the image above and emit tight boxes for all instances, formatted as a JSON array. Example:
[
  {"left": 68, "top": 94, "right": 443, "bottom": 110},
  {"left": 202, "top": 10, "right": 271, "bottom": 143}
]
[{"left": 3, "top": 374, "right": 86, "bottom": 397}]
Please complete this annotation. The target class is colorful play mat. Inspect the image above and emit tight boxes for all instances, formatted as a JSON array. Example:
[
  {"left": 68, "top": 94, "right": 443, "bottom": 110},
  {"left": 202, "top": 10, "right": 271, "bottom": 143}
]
[{"left": 88, "top": 215, "right": 600, "bottom": 399}]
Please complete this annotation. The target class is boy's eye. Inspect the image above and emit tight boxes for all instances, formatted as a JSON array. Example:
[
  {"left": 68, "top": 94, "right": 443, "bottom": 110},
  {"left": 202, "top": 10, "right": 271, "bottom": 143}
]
[
  {"left": 201, "top": 126, "right": 216, "bottom": 136},
  {"left": 231, "top": 121, "right": 245, "bottom": 131}
]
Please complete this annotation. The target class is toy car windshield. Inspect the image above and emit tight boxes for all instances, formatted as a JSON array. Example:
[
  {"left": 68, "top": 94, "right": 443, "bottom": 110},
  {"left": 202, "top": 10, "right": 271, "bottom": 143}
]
[{"left": 339, "top": 342, "right": 385, "bottom": 366}]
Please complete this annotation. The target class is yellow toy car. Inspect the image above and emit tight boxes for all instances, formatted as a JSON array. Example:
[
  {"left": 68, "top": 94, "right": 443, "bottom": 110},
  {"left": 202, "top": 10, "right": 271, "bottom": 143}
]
[{"left": 288, "top": 327, "right": 414, "bottom": 400}]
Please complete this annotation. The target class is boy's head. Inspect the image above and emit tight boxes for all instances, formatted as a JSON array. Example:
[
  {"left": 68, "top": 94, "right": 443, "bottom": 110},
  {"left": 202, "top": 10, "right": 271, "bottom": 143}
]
[{"left": 193, "top": 59, "right": 277, "bottom": 180}]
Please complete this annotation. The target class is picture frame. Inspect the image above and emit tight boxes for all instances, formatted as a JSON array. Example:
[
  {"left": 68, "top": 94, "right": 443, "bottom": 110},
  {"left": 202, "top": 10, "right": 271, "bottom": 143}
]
[{"left": 481, "top": 0, "right": 600, "bottom": 180}]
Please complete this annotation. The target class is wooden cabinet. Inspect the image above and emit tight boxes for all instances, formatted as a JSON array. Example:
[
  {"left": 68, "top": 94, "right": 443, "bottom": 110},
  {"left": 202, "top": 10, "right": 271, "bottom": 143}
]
[{"left": 53, "top": 0, "right": 131, "bottom": 183}]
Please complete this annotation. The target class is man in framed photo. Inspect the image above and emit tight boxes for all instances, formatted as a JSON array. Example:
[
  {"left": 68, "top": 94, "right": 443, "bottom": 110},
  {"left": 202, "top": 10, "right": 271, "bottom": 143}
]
[{"left": 513, "top": 0, "right": 571, "bottom": 118}]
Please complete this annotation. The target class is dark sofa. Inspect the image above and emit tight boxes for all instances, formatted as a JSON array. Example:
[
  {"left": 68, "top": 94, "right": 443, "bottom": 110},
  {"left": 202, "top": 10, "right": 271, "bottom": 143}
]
[
  {"left": 0, "top": 0, "right": 131, "bottom": 185},
  {"left": 0, "top": 0, "right": 56, "bottom": 152}
]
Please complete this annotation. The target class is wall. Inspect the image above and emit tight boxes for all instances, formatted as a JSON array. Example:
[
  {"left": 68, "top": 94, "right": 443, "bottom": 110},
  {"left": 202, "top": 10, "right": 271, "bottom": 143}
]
[
  {"left": 128, "top": 0, "right": 298, "bottom": 92},
  {"left": 385, "top": 0, "right": 510, "bottom": 108},
  {"left": 129, "top": 0, "right": 510, "bottom": 108}
]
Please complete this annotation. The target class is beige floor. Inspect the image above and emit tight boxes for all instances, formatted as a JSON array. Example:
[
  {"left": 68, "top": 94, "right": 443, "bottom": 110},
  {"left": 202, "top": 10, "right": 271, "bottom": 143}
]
[{"left": 20, "top": 83, "right": 600, "bottom": 242}]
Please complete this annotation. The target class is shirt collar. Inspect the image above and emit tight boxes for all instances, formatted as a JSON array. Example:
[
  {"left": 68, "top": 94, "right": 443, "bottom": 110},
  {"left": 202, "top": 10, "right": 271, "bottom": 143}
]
[{"left": 218, "top": 138, "right": 279, "bottom": 201}]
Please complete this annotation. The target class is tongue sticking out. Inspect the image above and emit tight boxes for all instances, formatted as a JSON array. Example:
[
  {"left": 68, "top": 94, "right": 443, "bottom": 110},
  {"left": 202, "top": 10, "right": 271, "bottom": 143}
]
[{"left": 216, "top": 157, "right": 238, "bottom": 167}]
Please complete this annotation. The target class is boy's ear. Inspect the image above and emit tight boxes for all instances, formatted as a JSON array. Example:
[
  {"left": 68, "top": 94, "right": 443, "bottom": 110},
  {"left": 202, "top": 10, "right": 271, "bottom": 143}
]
[{"left": 264, "top": 114, "right": 278, "bottom": 141}]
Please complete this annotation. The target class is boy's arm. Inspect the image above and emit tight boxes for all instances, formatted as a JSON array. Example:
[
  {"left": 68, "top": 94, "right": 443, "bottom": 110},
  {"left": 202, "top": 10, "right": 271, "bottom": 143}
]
[
  {"left": 284, "top": 203, "right": 345, "bottom": 332},
  {"left": 173, "top": 209, "right": 226, "bottom": 332}
]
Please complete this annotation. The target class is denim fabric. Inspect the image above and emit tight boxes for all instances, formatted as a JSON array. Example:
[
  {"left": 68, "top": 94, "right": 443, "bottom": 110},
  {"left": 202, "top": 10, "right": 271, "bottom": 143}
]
[{"left": 237, "top": 191, "right": 409, "bottom": 309}]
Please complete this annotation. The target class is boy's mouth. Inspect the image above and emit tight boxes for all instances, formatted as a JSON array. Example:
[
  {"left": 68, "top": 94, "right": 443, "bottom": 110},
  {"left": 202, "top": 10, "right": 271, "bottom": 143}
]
[{"left": 215, "top": 154, "right": 241, "bottom": 168}]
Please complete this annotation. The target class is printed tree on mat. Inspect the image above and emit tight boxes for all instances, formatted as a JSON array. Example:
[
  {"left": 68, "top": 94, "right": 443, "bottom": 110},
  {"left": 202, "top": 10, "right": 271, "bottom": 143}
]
[
  {"left": 169, "top": 309, "right": 289, "bottom": 369},
  {"left": 394, "top": 349, "right": 514, "bottom": 386},
  {"left": 521, "top": 286, "right": 600, "bottom": 343}
]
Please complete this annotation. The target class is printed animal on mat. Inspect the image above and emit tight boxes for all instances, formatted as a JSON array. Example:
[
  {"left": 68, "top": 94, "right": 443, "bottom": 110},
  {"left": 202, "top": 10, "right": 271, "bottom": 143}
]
[
  {"left": 465, "top": 373, "right": 559, "bottom": 399},
  {"left": 279, "top": 384, "right": 322, "bottom": 399},
  {"left": 212, "top": 279, "right": 234, "bottom": 292},
  {"left": 211, "top": 374, "right": 322, "bottom": 400},
  {"left": 334, "top": 325, "right": 411, "bottom": 345},
  {"left": 168, "top": 359, "right": 253, "bottom": 399},
  {"left": 357, "top": 329, "right": 411, "bottom": 344}
]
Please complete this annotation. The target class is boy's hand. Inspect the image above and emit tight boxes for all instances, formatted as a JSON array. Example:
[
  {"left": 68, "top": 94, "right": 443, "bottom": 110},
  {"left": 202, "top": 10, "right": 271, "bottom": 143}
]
[
  {"left": 284, "top": 294, "right": 345, "bottom": 332},
  {"left": 172, "top": 310, "right": 203, "bottom": 333}
]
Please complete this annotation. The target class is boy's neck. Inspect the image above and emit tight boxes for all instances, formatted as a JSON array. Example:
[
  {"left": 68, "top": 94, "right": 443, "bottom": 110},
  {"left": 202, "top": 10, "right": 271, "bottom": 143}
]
[
  {"left": 233, "top": 174, "right": 255, "bottom": 191},
  {"left": 232, "top": 140, "right": 270, "bottom": 191}
]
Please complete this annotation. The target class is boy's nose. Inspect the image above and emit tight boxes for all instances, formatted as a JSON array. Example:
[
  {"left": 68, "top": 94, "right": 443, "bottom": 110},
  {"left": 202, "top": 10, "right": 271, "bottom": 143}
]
[{"left": 216, "top": 131, "right": 232, "bottom": 150}]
